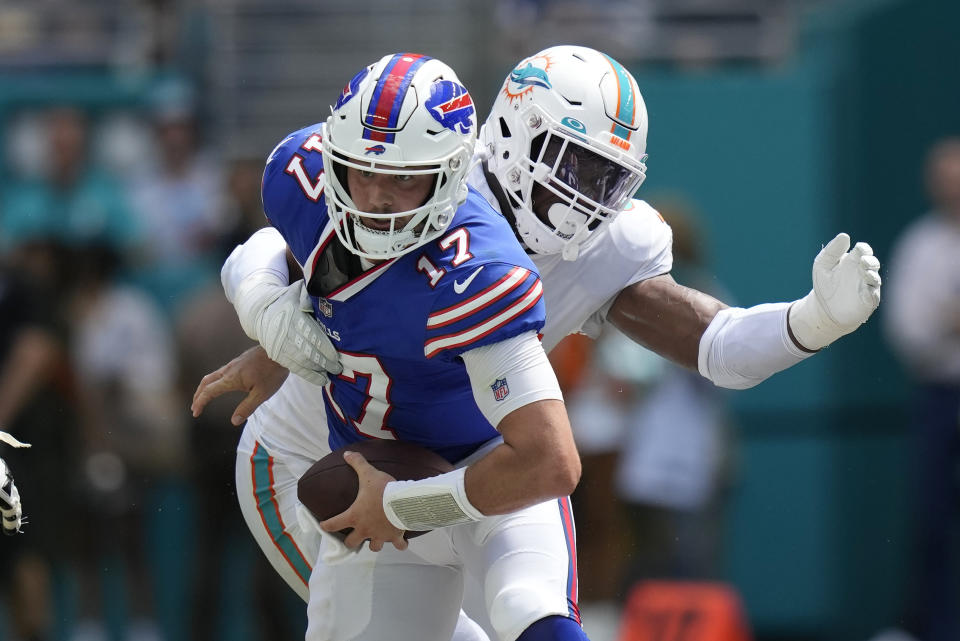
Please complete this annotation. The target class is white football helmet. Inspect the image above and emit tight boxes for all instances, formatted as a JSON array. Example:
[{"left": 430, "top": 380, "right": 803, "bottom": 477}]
[
  {"left": 481, "top": 45, "right": 649, "bottom": 260},
  {"left": 323, "top": 53, "right": 477, "bottom": 260}
]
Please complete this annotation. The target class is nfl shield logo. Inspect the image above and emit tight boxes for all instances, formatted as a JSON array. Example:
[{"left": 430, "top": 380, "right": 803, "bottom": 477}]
[
  {"left": 317, "top": 298, "right": 333, "bottom": 318},
  {"left": 491, "top": 378, "right": 510, "bottom": 402}
]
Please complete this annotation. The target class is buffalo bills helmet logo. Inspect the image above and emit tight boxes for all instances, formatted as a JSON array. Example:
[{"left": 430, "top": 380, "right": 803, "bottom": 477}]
[
  {"left": 425, "top": 80, "right": 475, "bottom": 135},
  {"left": 364, "top": 144, "right": 386, "bottom": 155},
  {"left": 335, "top": 67, "right": 369, "bottom": 111}
]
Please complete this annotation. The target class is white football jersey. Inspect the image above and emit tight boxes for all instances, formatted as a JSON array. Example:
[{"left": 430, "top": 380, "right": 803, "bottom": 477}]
[
  {"left": 530, "top": 202, "right": 672, "bottom": 351},
  {"left": 468, "top": 163, "right": 674, "bottom": 352}
]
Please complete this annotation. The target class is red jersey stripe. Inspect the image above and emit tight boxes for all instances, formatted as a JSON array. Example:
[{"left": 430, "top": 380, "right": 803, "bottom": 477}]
[
  {"left": 424, "top": 279, "right": 543, "bottom": 358},
  {"left": 427, "top": 267, "right": 528, "bottom": 328}
]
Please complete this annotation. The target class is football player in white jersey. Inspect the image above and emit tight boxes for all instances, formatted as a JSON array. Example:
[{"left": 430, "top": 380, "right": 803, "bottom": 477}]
[{"left": 193, "top": 46, "right": 881, "bottom": 640}]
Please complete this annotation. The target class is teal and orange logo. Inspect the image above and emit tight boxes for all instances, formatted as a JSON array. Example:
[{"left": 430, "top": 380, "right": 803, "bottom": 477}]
[
  {"left": 560, "top": 117, "right": 587, "bottom": 135},
  {"left": 502, "top": 54, "right": 553, "bottom": 104}
]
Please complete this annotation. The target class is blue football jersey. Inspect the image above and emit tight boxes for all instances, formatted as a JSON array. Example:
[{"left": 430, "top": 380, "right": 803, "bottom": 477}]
[{"left": 262, "top": 123, "right": 546, "bottom": 462}]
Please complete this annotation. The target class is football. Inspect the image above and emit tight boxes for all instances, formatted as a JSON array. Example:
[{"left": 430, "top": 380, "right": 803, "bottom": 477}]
[{"left": 297, "top": 438, "right": 454, "bottom": 540}]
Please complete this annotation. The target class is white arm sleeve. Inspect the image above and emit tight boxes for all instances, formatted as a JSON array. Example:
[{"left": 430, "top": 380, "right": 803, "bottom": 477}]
[
  {"left": 220, "top": 227, "right": 290, "bottom": 341},
  {"left": 461, "top": 331, "right": 563, "bottom": 429},
  {"left": 698, "top": 302, "right": 814, "bottom": 390}
]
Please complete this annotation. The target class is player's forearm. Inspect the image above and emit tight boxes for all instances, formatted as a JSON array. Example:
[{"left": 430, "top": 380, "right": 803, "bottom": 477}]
[
  {"left": 698, "top": 303, "right": 814, "bottom": 389},
  {"left": 607, "top": 274, "right": 726, "bottom": 370},
  {"left": 382, "top": 336, "right": 578, "bottom": 530},
  {"left": 380, "top": 400, "right": 581, "bottom": 532},
  {"left": 463, "top": 409, "right": 581, "bottom": 515},
  {"left": 221, "top": 227, "right": 291, "bottom": 341},
  {"left": 612, "top": 235, "right": 880, "bottom": 389}
]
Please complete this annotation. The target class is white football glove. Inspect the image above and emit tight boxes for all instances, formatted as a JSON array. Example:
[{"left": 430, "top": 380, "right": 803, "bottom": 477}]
[
  {"left": 789, "top": 233, "right": 882, "bottom": 351},
  {"left": 0, "top": 458, "right": 23, "bottom": 535},
  {"left": 254, "top": 281, "right": 343, "bottom": 386}
]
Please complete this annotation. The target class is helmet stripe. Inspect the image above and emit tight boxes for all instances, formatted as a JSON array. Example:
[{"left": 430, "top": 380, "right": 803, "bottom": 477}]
[
  {"left": 364, "top": 53, "right": 431, "bottom": 144},
  {"left": 602, "top": 53, "right": 636, "bottom": 141}
]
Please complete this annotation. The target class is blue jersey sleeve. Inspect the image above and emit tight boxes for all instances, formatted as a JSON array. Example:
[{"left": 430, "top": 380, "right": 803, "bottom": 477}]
[
  {"left": 424, "top": 261, "right": 545, "bottom": 361},
  {"left": 261, "top": 124, "right": 329, "bottom": 266}
]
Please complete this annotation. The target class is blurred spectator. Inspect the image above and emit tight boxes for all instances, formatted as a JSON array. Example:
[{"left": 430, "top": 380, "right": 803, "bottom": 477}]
[
  {"left": 128, "top": 78, "right": 226, "bottom": 314},
  {"left": 614, "top": 200, "right": 735, "bottom": 587},
  {"left": 67, "top": 244, "right": 186, "bottom": 641},
  {"left": 1, "top": 104, "right": 144, "bottom": 641},
  {"left": 0, "top": 242, "right": 79, "bottom": 641},
  {"left": 177, "top": 157, "right": 304, "bottom": 641},
  {"left": 883, "top": 137, "right": 960, "bottom": 641},
  {"left": 0, "top": 107, "right": 141, "bottom": 257}
]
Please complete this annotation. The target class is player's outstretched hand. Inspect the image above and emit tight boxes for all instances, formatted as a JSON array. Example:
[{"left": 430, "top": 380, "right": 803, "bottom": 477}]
[
  {"left": 0, "top": 457, "right": 23, "bottom": 535},
  {"left": 789, "top": 232, "right": 882, "bottom": 351},
  {"left": 319, "top": 451, "right": 408, "bottom": 553},
  {"left": 258, "top": 282, "right": 343, "bottom": 386},
  {"left": 192, "top": 346, "right": 290, "bottom": 425}
]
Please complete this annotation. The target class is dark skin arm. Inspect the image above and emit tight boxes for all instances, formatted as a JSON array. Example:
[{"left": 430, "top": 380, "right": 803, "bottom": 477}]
[{"left": 606, "top": 273, "right": 728, "bottom": 369}]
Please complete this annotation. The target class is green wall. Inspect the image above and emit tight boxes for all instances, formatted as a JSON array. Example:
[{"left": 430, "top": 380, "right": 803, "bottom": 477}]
[{"left": 629, "top": 0, "right": 959, "bottom": 638}]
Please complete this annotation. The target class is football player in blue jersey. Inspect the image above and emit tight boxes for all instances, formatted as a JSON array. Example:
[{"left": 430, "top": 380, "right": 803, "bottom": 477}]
[
  {"left": 194, "top": 47, "right": 881, "bottom": 641},
  {"left": 220, "top": 52, "right": 589, "bottom": 641}
]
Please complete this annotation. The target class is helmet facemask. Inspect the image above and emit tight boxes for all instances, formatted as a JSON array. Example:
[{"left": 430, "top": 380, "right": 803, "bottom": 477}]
[
  {"left": 504, "top": 105, "right": 647, "bottom": 259},
  {"left": 322, "top": 144, "right": 469, "bottom": 260}
]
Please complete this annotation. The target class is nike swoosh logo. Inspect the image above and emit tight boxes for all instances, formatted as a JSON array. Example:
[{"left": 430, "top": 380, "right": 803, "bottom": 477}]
[{"left": 453, "top": 266, "right": 484, "bottom": 294}]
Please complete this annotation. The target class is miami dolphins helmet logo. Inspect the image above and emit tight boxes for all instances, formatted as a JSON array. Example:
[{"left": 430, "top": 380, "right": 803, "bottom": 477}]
[
  {"left": 509, "top": 63, "right": 551, "bottom": 89},
  {"left": 502, "top": 54, "right": 554, "bottom": 105}
]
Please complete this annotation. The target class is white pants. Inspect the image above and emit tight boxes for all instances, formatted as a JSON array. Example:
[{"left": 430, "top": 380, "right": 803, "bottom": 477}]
[
  {"left": 236, "top": 425, "right": 581, "bottom": 641},
  {"left": 236, "top": 426, "right": 318, "bottom": 601},
  {"left": 304, "top": 498, "right": 580, "bottom": 641}
]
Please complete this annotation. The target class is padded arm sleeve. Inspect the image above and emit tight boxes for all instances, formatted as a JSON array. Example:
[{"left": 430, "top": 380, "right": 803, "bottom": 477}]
[
  {"left": 221, "top": 227, "right": 290, "bottom": 341},
  {"left": 461, "top": 331, "right": 563, "bottom": 429},
  {"left": 698, "top": 302, "right": 814, "bottom": 390}
]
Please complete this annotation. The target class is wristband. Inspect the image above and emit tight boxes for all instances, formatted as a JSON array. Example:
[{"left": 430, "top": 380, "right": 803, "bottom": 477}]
[{"left": 382, "top": 467, "right": 484, "bottom": 531}]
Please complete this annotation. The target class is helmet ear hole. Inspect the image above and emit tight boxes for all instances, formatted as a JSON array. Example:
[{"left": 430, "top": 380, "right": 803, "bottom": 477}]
[{"left": 498, "top": 117, "right": 511, "bottom": 138}]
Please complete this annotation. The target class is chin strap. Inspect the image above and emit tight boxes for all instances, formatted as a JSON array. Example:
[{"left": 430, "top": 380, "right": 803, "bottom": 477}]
[{"left": 481, "top": 160, "right": 527, "bottom": 250}]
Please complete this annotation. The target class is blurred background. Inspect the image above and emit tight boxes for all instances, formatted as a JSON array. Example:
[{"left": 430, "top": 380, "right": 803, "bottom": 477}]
[{"left": 0, "top": 1, "right": 958, "bottom": 640}]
